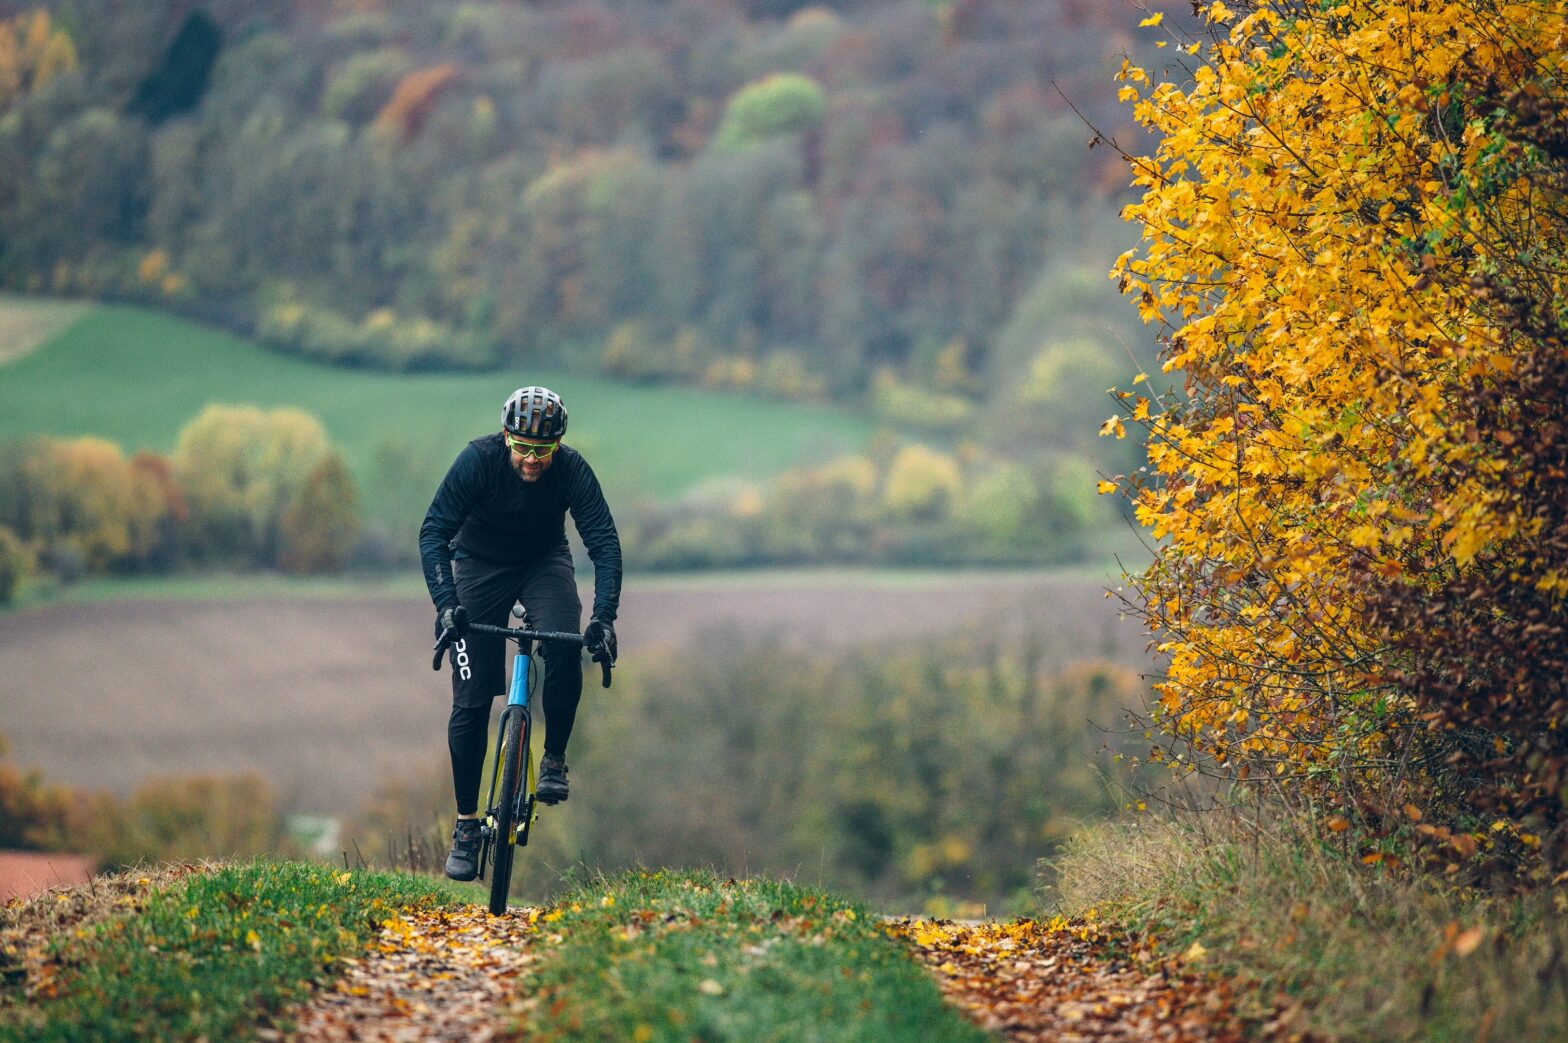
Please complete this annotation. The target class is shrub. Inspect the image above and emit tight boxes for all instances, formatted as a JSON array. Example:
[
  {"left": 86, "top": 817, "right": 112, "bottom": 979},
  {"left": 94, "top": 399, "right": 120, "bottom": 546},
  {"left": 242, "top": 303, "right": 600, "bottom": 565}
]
[
  {"left": 173, "top": 404, "right": 354, "bottom": 568},
  {"left": 0, "top": 525, "right": 30, "bottom": 604},
  {"left": 713, "top": 72, "right": 827, "bottom": 152}
]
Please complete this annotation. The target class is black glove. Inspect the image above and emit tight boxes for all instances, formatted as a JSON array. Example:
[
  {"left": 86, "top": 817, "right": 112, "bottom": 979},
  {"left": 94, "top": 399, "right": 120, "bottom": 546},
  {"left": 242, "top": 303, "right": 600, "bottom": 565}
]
[
  {"left": 583, "top": 617, "right": 617, "bottom": 665},
  {"left": 436, "top": 604, "right": 468, "bottom": 640}
]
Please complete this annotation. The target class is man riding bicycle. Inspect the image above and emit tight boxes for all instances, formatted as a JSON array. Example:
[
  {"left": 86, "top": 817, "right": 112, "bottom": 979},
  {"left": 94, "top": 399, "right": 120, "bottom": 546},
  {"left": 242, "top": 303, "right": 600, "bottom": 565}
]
[{"left": 419, "top": 386, "right": 621, "bottom": 881}]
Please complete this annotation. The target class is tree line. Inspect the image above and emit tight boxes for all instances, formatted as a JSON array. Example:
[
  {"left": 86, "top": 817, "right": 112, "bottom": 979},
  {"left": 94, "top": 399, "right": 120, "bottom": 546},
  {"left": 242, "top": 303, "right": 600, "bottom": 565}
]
[{"left": 0, "top": 1, "right": 1148, "bottom": 399}]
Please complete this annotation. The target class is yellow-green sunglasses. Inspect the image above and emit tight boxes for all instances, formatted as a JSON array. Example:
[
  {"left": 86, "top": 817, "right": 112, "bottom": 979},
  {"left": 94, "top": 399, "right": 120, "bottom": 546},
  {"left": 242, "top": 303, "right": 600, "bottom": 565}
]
[{"left": 506, "top": 433, "right": 560, "bottom": 460}]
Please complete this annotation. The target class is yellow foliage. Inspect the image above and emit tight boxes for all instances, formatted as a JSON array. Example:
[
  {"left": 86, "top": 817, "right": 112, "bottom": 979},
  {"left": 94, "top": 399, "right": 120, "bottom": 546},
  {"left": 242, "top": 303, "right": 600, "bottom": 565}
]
[
  {"left": 0, "top": 10, "right": 77, "bottom": 110},
  {"left": 882, "top": 444, "right": 962, "bottom": 519},
  {"left": 1111, "top": 2, "right": 1568, "bottom": 778},
  {"left": 173, "top": 404, "right": 351, "bottom": 567},
  {"left": 138, "top": 249, "right": 169, "bottom": 284},
  {"left": 23, "top": 437, "right": 169, "bottom": 572}
]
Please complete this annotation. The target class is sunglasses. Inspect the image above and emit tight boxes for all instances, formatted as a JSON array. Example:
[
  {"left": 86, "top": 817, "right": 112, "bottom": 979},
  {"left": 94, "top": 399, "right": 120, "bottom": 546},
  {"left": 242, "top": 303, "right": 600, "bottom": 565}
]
[{"left": 506, "top": 434, "right": 560, "bottom": 460}]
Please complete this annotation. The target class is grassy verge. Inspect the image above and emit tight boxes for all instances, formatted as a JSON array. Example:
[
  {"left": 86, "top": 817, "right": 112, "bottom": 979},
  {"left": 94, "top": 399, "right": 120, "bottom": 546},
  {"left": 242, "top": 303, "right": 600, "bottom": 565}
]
[
  {"left": 0, "top": 860, "right": 463, "bottom": 1042},
  {"left": 1049, "top": 811, "right": 1568, "bottom": 1040},
  {"left": 518, "top": 869, "right": 988, "bottom": 1042}
]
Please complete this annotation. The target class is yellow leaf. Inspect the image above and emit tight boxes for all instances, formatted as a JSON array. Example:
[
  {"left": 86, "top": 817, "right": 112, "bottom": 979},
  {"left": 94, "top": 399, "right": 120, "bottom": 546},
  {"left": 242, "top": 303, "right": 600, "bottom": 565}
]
[
  {"left": 1097, "top": 480, "right": 1118, "bottom": 495},
  {"left": 1139, "top": 12, "right": 1165, "bottom": 27},
  {"left": 1453, "top": 927, "right": 1485, "bottom": 957}
]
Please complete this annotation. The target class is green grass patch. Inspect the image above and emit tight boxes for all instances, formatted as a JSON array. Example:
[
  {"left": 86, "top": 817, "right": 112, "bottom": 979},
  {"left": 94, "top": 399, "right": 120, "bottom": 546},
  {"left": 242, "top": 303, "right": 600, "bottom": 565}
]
[
  {"left": 520, "top": 869, "right": 986, "bottom": 1042},
  {"left": 0, "top": 860, "right": 464, "bottom": 1042},
  {"left": 0, "top": 304, "right": 874, "bottom": 505},
  {"left": 1050, "top": 812, "right": 1568, "bottom": 1040}
]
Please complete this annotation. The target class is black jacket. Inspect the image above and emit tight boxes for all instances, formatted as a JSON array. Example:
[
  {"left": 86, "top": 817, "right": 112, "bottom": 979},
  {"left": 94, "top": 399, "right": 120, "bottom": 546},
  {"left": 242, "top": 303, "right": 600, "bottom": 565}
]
[{"left": 419, "top": 434, "right": 622, "bottom": 622}]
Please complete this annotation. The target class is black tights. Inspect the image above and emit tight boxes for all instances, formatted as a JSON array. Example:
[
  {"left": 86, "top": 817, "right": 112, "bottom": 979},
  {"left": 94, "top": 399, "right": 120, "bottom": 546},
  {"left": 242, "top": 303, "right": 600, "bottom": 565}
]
[{"left": 448, "top": 648, "right": 583, "bottom": 815}]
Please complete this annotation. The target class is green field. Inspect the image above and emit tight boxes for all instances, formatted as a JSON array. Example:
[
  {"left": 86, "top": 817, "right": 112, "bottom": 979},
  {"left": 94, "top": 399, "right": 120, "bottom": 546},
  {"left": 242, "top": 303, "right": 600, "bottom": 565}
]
[{"left": 0, "top": 303, "right": 874, "bottom": 505}]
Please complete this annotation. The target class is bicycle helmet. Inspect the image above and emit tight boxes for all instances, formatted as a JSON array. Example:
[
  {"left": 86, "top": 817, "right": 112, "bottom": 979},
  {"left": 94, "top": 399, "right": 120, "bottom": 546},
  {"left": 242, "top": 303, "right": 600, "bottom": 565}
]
[{"left": 502, "top": 386, "right": 568, "bottom": 439}]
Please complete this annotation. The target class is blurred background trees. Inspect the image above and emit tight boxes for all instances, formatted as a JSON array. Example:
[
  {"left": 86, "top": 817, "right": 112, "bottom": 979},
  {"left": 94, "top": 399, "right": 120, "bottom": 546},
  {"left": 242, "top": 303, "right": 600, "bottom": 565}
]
[{"left": 0, "top": 0, "right": 1153, "bottom": 399}]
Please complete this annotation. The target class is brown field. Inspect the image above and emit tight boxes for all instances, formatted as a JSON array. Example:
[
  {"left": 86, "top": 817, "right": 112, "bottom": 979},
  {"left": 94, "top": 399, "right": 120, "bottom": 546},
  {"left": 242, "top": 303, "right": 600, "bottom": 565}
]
[{"left": 0, "top": 570, "right": 1148, "bottom": 815}]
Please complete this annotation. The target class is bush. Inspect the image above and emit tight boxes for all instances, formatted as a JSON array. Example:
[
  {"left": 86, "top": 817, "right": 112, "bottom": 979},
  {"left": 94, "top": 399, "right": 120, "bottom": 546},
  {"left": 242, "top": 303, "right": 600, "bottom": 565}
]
[
  {"left": 258, "top": 297, "right": 495, "bottom": 371},
  {"left": 713, "top": 72, "right": 827, "bottom": 151},
  {"left": 277, "top": 454, "right": 360, "bottom": 573},
  {"left": 0, "top": 525, "right": 31, "bottom": 604},
  {"left": 173, "top": 404, "right": 357, "bottom": 569},
  {"left": 80, "top": 773, "right": 292, "bottom": 868},
  {"left": 0, "top": 437, "right": 172, "bottom": 575}
]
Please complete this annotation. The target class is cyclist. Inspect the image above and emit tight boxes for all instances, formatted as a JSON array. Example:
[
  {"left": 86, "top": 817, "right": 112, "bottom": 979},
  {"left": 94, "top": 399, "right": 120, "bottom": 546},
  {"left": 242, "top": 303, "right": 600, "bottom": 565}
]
[{"left": 419, "top": 386, "right": 621, "bottom": 881}]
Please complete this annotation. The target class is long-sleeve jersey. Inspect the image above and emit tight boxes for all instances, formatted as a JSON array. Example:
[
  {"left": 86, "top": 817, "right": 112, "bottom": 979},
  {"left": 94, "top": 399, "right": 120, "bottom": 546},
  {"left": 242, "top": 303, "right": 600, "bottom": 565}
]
[{"left": 419, "top": 434, "right": 622, "bottom": 622}]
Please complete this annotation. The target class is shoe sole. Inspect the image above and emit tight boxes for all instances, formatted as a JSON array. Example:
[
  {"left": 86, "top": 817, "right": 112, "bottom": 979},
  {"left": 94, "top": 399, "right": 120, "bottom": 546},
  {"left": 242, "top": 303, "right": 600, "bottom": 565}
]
[
  {"left": 537, "top": 790, "right": 568, "bottom": 805},
  {"left": 445, "top": 866, "right": 478, "bottom": 882}
]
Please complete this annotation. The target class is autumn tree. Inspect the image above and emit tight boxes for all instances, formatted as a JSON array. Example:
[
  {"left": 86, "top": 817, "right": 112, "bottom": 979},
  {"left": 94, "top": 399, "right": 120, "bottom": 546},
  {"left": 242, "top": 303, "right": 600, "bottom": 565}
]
[
  {"left": 2, "top": 437, "right": 170, "bottom": 573},
  {"left": 277, "top": 454, "right": 361, "bottom": 573},
  {"left": 0, "top": 10, "right": 77, "bottom": 111},
  {"left": 173, "top": 404, "right": 359, "bottom": 569},
  {"left": 1107, "top": 1, "right": 1568, "bottom": 867}
]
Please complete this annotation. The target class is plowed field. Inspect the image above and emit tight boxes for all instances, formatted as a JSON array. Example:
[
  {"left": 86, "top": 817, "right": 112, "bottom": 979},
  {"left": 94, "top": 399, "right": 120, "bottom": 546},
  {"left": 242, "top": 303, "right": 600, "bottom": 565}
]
[{"left": 0, "top": 570, "right": 1143, "bottom": 812}]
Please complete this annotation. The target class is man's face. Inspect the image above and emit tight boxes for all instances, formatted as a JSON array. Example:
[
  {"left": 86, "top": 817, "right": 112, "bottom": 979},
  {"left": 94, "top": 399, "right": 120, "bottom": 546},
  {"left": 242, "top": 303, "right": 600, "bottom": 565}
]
[{"left": 506, "top": 431, "right": 559, "bottom": 482}]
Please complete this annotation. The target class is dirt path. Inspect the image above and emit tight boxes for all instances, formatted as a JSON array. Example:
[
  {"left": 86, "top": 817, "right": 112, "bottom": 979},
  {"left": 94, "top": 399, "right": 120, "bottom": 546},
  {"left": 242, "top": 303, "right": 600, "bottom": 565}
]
[{"left": 277, "top": 906, "right": 541, "bottom": 1042}]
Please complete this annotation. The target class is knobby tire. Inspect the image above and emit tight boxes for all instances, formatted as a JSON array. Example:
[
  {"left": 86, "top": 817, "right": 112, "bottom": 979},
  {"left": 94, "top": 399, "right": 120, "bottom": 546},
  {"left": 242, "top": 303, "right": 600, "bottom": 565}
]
[{"left": 488, "top": 709, "right": 525, "bottom": 915}]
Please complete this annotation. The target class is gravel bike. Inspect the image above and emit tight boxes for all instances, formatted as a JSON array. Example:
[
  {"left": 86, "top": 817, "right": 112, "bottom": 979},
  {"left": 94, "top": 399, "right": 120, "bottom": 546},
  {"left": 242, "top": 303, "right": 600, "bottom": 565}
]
[{"left": 433, "top": 613, "right": 613, "bottom": 915}]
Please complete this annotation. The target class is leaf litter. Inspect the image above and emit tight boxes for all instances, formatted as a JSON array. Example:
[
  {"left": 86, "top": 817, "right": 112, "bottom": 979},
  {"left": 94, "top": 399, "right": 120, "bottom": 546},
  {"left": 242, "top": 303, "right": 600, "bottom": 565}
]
[
  {"left": 887, "top": 915, "right": 1299, "bottom": 1042},
  {"left": 280, "top": 904, "right": 542, "bottom": 1042}
]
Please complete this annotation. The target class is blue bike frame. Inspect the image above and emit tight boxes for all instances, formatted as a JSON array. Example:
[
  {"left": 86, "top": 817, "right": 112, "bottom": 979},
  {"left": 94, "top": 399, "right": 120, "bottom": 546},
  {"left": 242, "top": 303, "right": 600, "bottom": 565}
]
[{"left": 498, "top": 648, "right": 539, "bottom": 849}]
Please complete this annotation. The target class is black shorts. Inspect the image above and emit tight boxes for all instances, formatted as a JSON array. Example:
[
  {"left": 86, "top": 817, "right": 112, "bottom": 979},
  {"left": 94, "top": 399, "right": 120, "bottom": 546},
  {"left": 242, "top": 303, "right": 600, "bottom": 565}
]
[{"left": 449, "top": 549, "right": 582, "bottom": 708}]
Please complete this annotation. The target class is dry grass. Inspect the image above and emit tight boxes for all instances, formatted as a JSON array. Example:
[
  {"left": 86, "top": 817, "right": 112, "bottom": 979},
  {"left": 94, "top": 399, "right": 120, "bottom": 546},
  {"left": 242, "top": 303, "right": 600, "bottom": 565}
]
[
  {"left": 0, "top": 297, "right": 89, "bottom": 366},
  {"left": 1047, "top": 809, "right": 1568, "bottom": 1040}
]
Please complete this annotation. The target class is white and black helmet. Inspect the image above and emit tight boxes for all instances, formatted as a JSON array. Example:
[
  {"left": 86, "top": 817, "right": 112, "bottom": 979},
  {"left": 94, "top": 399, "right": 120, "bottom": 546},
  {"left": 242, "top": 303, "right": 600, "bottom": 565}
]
[{"left": 503, "top": 386, "right": 568, "bottom": 440}]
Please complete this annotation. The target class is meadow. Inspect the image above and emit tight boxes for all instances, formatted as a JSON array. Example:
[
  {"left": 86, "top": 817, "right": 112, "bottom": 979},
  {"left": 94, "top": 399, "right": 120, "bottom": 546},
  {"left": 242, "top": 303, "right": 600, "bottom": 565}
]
[{"left": 0, "top": 303, "right": 876, "bottom": 506}]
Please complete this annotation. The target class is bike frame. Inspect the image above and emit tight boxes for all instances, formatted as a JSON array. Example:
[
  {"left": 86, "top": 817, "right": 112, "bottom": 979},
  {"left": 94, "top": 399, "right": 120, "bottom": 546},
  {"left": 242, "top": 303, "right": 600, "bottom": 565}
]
[{"left": 478, "top": 641, "right": 541, "bottom": 878}]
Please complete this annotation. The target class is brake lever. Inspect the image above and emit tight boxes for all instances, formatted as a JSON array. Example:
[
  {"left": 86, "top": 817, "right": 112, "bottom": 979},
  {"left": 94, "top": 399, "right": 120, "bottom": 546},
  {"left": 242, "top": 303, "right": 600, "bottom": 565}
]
[
  {"left": 598, "top": 655, "right": 614, "bottom": 689},
  {"left": 432, "top": 626, "right": 455, "bottom": 671}
]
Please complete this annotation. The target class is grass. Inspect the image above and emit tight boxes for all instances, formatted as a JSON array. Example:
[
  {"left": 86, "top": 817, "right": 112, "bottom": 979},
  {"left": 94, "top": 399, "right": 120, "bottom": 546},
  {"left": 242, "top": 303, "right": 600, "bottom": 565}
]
[
  {"left": 1049, "top": 810, "right": 1568, "bottom": 1040},
  {"left": 0, "top": 860, "right": 464, "bottom": 1042},
  {"left": 518, "top": 869, "right": 988, "bottom": 1042},
  {"left": 0, "top": 303, "right": 874, "bottom": 504}
]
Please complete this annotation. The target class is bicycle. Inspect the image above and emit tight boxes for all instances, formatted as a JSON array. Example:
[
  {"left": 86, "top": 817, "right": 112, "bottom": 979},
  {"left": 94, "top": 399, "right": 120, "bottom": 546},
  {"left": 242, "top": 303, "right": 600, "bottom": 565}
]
[{"left": 433, "top": 616, "right": 613, "bottom": 915}]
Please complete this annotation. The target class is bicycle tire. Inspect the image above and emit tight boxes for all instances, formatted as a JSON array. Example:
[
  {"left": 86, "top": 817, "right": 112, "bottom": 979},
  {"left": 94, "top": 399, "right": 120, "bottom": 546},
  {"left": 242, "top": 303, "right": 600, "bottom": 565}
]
[{"left": 488, "top": 708, "right": 525, "bottom": 915}]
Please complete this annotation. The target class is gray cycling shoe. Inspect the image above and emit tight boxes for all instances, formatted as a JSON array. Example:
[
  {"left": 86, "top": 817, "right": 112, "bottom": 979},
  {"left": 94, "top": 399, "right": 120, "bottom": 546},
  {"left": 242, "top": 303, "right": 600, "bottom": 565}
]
[
  {"left": 445, "top": 818, "right": 483, "bottom": 881},
  {"left": 537, "top": 753, "right": 569, "bottom": 805}
]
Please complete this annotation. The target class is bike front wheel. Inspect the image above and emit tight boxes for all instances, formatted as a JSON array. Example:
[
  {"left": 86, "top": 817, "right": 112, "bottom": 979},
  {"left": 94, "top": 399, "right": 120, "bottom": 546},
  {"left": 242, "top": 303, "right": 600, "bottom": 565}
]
[{"left": 488, "top": 708, "right": 526, "bottom": 915}]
